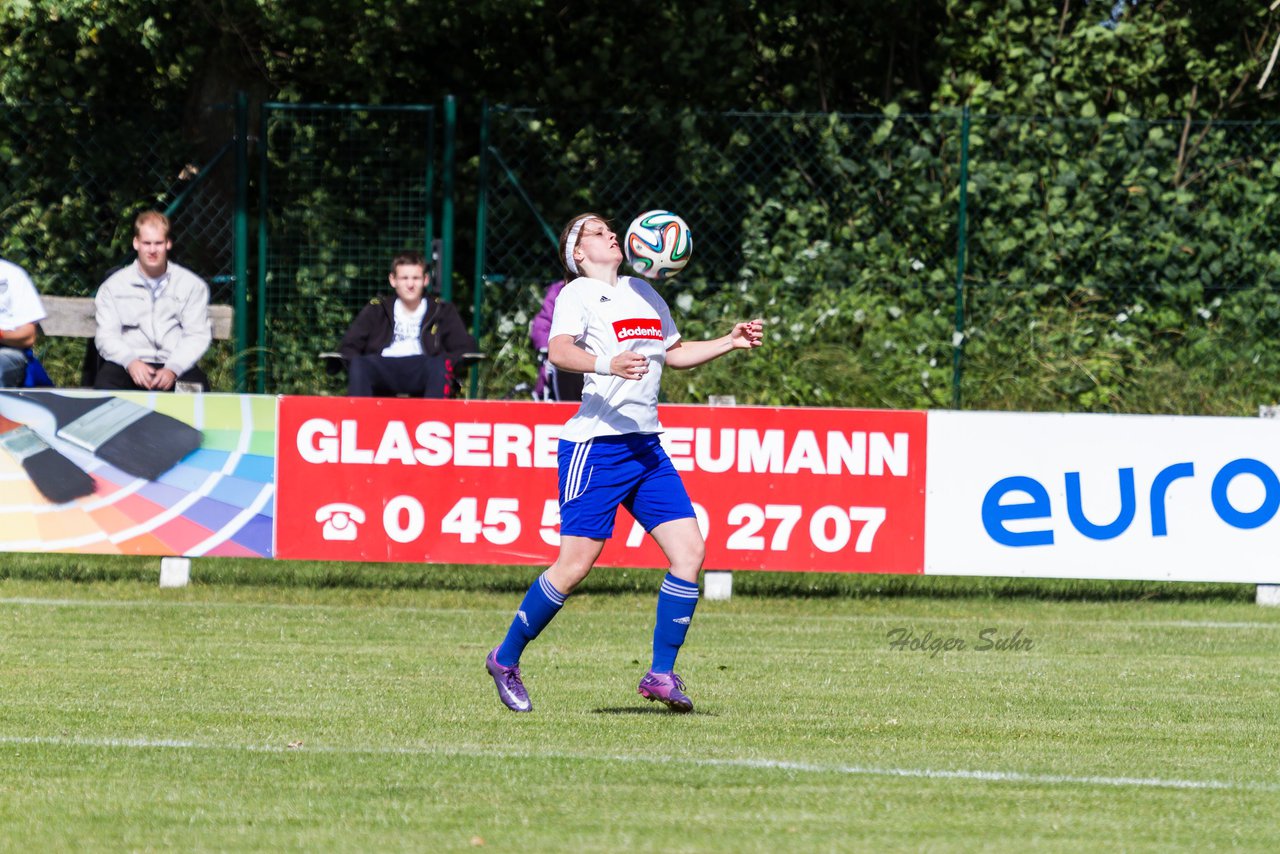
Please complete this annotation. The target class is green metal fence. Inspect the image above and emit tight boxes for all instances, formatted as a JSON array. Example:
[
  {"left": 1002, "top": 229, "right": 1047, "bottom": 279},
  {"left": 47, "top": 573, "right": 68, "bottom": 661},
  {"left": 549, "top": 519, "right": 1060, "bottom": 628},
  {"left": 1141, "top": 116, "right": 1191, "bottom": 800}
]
[
  {"left": 8, "top": 98, "right": 1280, "bottom": 407},
  {"left": 255, "top": 102, "right": 438, "bottom": 394},
  {"left": 0, "top": 99, "right": 245, "bottom": 387},
  {"left": 473, "top": 105, "right": 1280, "bottom": 407},
  {"left": 472, "top": 105, "right": 967, "bottom": 399},
  {"left": 0, "top": 101, "right": 239, "bottom": 300}
]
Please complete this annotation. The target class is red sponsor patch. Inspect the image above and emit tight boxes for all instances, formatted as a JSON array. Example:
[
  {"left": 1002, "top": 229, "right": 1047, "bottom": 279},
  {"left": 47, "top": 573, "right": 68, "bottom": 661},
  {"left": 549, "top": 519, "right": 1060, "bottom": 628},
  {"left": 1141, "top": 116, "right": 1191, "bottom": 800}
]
[{"left": 612, "top": 318, "right": 663, "bottom": 341}]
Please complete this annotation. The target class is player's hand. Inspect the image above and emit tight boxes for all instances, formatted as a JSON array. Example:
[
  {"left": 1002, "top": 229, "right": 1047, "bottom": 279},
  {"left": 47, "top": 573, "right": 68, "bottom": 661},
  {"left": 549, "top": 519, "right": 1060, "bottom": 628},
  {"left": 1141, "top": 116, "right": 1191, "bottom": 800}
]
[
  {"left": 731, "top": 319, "right": 765, "bottom": 349},
  {"left": 611, "top": 351, "right": 649, "bottom": 381},
  {"left": 152, "top": 368, "right": 178, "bottom": 391},
  {"left": 127, "top": 359, "right": 157, "bottom": 389}
]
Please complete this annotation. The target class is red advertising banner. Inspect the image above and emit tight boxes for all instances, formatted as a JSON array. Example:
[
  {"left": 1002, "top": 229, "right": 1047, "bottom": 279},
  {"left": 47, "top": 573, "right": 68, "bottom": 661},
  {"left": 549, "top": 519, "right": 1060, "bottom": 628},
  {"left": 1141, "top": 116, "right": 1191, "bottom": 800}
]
[{"left": 275, "top": 398, "right": 926, "bottom": 573}]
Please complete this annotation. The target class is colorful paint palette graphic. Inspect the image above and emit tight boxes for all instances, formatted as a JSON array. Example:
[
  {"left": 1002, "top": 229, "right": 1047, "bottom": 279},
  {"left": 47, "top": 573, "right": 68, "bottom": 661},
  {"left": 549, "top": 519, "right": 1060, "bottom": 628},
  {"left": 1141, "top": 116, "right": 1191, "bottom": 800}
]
[{"left": 0, "top": 391, "right": 275, "bottom": 558}]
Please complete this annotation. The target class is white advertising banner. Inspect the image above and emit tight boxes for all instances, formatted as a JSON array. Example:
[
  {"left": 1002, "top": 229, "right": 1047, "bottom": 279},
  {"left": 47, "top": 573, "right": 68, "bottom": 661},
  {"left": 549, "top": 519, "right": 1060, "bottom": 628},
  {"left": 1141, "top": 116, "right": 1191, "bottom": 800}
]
[{"left": 925, "top": 410, "right": 1280, "bottom": 583}]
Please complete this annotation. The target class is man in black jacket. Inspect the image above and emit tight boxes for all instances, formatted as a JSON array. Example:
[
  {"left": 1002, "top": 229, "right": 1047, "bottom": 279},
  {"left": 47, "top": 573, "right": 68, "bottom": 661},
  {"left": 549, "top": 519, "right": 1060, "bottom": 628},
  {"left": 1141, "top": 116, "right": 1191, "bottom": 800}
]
[{"left": 338, "top": 250, "right": 478, "bottom": 397}]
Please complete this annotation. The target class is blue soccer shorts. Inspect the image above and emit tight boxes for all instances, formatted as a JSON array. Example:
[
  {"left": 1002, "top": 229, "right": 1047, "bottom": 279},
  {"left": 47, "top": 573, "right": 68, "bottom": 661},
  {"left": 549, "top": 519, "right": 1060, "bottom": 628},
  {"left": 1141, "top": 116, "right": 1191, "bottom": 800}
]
[{"left": 557, "top": 433, "right": 696, "bottom": 539}]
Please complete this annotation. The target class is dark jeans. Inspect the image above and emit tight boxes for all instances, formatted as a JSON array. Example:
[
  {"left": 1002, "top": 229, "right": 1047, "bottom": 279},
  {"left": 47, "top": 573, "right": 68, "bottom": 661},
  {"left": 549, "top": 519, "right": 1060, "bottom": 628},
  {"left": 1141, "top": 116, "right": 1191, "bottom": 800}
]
[
  {"left": 0, "top": 346, "right": 27, "bottom": 387},
  {"left": 347, "top": 353, "right": 453, "bottom": 398},
  {"left": 93, "top": 360, "right": 210, "bottom": 392}
]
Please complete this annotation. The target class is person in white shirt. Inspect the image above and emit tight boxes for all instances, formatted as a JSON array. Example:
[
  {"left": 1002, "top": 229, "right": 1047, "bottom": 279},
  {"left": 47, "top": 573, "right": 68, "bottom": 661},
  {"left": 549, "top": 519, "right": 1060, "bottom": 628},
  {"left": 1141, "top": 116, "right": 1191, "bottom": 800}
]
[
  {"left": 485, "top": 212, "right": 764, "bottom": 714},
  {"left": 94, "top": 210, "right": 212, "bottom": 391},
  {"left": 0, "top": 257, "right": 47, "bottom": 387},
  {"left": 337, "top": 250, "right": 478, "bottom": 397}
]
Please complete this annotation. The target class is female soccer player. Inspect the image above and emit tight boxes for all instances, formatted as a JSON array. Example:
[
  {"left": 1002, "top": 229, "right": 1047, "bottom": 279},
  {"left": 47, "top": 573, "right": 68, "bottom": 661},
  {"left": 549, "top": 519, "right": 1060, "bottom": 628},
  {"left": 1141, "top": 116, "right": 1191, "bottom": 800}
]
[{"left": 485, "top": 212, "right": 764, "bottom": 713}]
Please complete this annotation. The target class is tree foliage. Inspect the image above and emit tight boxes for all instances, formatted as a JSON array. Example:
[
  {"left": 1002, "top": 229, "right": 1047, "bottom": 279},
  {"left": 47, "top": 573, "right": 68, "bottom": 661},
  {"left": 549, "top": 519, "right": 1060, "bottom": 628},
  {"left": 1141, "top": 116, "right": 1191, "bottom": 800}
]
[{"left": 7, "top": 1, "right": 1280, "bottom": 411}]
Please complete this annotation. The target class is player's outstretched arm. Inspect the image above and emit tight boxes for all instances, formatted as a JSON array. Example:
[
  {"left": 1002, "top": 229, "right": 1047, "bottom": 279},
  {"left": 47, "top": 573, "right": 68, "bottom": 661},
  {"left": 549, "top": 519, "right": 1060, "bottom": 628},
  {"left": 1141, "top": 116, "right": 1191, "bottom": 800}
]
[{"left": 665, "top": 319, "right": 764, "bottom": 370}]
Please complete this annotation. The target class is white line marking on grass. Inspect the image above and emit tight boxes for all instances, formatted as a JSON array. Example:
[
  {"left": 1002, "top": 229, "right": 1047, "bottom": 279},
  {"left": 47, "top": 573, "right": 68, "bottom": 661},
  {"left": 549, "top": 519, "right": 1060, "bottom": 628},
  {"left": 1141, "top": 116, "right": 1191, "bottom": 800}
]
[
  {"left": 2, "top": 734, "right": 1276, "bottom": 793},
  {"left": 0, "top": 596, "right": 501, "bottom": 616},
  {"left": 5, "top": 595, "right": 1280, "bottom": 631}
]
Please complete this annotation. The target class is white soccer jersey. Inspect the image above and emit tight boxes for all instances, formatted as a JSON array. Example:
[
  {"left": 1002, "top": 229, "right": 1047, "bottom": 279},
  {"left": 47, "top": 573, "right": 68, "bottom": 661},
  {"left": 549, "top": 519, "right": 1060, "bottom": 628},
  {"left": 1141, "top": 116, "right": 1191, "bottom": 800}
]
[{"left": 549, "top": 275, "right": 681, "bottom": 440}]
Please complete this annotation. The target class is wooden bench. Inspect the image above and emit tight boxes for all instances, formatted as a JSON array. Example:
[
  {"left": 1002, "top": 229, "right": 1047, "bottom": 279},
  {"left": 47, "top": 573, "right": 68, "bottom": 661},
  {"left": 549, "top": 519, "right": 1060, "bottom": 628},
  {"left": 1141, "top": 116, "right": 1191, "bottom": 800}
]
[
  {"left": 37, "top": 295, "right": 235, "bottom": 388},
  {"left": 39, "top": 295, "right": 235, "bottom": 340}
]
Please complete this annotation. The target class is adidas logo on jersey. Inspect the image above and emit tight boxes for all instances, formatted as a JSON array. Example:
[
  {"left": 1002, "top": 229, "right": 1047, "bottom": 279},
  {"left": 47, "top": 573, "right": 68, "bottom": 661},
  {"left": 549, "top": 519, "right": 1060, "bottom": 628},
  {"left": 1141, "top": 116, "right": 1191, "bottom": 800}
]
[
  {"left": 517, "top": 610, "right": 529, "bottom": 626},
  {"left": 600, "top": 295, "right": 610, "bottom": 302}
]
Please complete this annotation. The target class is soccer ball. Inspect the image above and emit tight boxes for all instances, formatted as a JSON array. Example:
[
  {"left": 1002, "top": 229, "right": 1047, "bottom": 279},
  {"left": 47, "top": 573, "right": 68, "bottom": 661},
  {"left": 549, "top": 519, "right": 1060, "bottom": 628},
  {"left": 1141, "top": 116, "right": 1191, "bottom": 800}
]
[{"left": 624, "top": 210, "right": 692, "bottom": 279}]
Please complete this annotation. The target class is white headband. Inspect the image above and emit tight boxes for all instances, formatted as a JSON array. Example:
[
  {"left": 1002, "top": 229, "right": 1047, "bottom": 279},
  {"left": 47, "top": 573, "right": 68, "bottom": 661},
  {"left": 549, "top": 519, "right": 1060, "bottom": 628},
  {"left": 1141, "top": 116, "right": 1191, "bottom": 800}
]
[{"left": 563, "top": 218, "right": 587, "bottom": 276}]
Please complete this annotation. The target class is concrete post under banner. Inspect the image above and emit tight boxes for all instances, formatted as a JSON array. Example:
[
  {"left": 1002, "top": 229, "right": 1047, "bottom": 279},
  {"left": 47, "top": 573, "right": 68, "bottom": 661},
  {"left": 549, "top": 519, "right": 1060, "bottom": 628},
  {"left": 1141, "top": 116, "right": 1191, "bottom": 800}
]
[
  {"left": 704, "top": 395, "right": 737, "bottom": 601},
  {"left": 160, "top": 557, "right": 191, "bottom": 588},
  {"left": 704, "top": 570, "right": 733, "bottom": 601}
]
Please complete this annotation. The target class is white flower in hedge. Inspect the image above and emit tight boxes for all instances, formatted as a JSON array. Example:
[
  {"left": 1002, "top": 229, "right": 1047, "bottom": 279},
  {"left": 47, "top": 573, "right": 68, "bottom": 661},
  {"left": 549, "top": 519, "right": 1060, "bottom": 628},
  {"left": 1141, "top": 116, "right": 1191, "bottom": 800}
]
[
  {"left": 676, "top": 293, "right": 694, "bottom": 312},
  {"left": 887, "top": 305, "right": 903, "bottom": 319},
  {"left": 1116, "top": 312, "right": 1128, "bottom": 323},
  {"left": 790, "top": 322, "right": 806, "bottom": 336},
  {"left": 910, "top": 258, "right": 925, "bottom": 271},
  {"left": 1197, "top": 307, "right": 1212, "bottom": 320},
  {"left": 952, "top": 331, "right": 965, "bottom": 347},
  {"left": 854, "top": 309, "right": 866, "bottom": 323}
]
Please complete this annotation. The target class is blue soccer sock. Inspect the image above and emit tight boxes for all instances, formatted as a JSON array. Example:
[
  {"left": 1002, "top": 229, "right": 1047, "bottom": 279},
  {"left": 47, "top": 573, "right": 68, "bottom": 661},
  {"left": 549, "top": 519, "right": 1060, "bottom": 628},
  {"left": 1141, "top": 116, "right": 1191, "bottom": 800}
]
[
  {"left": 495, "top": 572, "right": 566, "bottom": 667},
  {"left": 651, "top": 573, "right": 700, "bottom": 673}
]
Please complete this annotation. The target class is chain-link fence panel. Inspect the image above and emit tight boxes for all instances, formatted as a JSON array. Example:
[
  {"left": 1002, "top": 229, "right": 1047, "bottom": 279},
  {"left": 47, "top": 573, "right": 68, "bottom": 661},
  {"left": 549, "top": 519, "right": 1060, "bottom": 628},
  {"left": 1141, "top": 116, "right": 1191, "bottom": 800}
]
[
  {"left": 0, "top": 102, "right": 236, "bottom": 297},
  {"left": 257, "top": 104, "right": 436, "bottom": 394},
  {"left": 475, "top": 107, "right": 964, "bottom": 401},
  {"left": 477, "top": 107, "right": 1280, "bottom": 411},
  {"left": 1, "top": 101, "right": 238, "bottom": 387}
]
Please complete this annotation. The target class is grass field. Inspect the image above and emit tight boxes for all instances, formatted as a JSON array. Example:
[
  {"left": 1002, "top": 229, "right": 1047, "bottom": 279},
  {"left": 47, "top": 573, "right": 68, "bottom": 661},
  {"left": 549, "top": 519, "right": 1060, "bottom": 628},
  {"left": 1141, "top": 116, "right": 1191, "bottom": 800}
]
[{"left": 3, "top": 566, "right": 1280, "bottom": 851}]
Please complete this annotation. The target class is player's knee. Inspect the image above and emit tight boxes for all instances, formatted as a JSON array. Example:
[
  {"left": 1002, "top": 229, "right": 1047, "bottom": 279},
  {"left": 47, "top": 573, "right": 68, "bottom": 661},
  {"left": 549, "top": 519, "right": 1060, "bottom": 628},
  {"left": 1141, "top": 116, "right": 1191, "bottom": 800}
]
[
  {"left": 547, "top": 560, "right": 593, "bottom": 594},
  {"left": 670, "top": 542, "right": 705, "bottom": 580}
]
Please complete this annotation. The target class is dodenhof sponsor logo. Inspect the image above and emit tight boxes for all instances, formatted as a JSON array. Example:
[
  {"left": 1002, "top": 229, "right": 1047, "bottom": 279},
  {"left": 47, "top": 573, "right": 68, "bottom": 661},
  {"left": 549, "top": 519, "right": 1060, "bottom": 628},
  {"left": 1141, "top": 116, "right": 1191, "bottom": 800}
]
[{"left": 612, "top": 318, "right": 662, "bottom": 341}]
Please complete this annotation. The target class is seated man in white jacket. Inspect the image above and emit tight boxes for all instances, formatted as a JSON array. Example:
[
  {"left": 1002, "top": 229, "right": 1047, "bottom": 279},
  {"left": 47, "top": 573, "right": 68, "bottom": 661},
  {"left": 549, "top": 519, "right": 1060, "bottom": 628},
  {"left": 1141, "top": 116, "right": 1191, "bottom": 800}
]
[{"left": 94, "top": 210, "right": 212, "bottom": 392}]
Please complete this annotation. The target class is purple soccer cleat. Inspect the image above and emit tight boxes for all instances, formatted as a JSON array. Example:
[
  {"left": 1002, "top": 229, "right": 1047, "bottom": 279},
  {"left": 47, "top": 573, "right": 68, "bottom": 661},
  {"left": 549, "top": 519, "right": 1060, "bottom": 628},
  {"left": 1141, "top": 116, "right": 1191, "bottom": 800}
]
[
  {"left": 486, "top": 648, "right": 532, "bottom": 712},
  {"left": 637, "top": 670, "right": 694, "bottom": 713}
]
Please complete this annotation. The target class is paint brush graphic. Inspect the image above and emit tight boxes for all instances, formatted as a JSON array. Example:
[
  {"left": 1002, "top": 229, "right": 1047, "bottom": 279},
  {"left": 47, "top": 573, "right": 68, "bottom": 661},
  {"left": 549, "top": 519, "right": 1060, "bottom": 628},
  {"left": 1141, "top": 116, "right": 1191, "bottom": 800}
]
[
  {"left": 0, "top": 414, "right": 96, "bottom": 503},
  {"left": 0, "top": 390, "right": 202, "bottom": 481}
]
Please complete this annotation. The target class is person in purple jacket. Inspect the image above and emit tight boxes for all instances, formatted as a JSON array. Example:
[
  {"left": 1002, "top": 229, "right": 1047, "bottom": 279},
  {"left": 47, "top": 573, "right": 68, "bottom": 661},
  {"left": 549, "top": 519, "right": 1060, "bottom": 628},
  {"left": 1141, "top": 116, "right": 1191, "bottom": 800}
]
[{"left": 530, "top": 279, "right": 583, "bottom": 402}]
